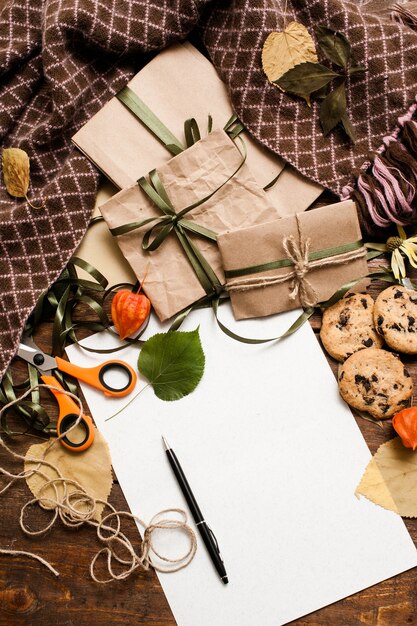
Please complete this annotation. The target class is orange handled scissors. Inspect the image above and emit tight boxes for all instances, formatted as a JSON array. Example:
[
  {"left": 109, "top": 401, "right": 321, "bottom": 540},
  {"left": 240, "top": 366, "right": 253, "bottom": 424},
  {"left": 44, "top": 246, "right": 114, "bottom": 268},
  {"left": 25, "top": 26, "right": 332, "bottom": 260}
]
[{"left": 17, "top": 335, "right": 137, "bottom": 452}]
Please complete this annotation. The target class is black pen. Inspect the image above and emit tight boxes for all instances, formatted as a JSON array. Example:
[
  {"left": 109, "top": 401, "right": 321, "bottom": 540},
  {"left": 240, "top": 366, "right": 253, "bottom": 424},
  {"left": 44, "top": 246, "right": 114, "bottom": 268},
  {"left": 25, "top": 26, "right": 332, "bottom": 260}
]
[{"left": 162, "top": 436, "right": 229, "bottom": 584}]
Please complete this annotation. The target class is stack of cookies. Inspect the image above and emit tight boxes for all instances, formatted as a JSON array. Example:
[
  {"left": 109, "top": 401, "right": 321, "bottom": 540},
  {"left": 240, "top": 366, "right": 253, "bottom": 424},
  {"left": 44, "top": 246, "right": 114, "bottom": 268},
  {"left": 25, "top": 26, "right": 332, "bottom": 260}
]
[{"left": 320, "top": 286, "right": 416, "bottom": 419}]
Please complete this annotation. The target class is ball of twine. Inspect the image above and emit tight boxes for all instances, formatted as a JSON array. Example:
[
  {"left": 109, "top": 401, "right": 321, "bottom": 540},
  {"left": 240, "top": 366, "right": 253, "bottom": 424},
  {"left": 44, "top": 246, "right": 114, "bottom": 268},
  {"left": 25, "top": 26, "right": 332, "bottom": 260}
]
[{"left": 0, "top": 383, "right": 197, "bottom": 582}]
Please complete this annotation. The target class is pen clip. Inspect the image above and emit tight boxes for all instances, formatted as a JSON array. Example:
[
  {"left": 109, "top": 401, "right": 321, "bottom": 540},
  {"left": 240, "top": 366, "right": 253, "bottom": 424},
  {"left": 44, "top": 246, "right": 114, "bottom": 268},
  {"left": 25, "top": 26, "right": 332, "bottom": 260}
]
[{"left": 206, "top": 524, "right": 224, "bottom": 563}]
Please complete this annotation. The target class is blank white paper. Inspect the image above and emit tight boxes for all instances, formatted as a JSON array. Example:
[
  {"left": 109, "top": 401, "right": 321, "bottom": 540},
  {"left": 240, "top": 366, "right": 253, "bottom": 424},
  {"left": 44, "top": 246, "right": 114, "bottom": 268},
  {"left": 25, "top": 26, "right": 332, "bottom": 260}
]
[{"left": 67, "top": 306, "right": 417, "bottom": 626}]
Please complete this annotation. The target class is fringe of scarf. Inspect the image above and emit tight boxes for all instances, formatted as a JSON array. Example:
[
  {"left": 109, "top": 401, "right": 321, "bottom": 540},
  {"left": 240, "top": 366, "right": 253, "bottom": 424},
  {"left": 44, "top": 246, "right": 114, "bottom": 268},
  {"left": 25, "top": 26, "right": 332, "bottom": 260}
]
[
  {"left": 346, "top": 116, "right": 417, "bottom": 239},
  {"left": 344, "top": 3, "right": 417, "bottom": 239}
]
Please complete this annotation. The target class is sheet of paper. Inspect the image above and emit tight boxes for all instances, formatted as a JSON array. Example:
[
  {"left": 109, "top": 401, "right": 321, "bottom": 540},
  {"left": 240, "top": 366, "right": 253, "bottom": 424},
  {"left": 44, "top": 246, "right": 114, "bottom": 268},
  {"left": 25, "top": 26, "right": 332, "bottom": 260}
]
[{"left": 66, "top": 307, "right": 417, "bottom": 626}]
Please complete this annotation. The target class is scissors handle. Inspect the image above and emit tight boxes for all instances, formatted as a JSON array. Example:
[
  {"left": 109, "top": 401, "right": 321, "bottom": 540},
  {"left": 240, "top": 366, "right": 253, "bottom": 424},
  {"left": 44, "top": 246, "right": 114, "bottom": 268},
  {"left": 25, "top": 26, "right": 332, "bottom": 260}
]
[
  {"left": 42, "top": 375, "right": 95, "bottom": 453},
  {"left": 55, "top": 357, "right": 137, "bottom": 397}
]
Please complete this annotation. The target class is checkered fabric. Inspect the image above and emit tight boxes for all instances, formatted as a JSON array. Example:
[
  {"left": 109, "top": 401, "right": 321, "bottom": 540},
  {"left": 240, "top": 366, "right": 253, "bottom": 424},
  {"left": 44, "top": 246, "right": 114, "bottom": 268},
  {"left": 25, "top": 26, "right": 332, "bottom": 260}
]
[
  {"left": 0, "top": 0, "right": 416, "bottom": 379},
  {"left": 201, "top": 0, "right": 417, "bottom": 195},
  {"left": 0, "top": 0, "right": 209, "bottom": 379}
]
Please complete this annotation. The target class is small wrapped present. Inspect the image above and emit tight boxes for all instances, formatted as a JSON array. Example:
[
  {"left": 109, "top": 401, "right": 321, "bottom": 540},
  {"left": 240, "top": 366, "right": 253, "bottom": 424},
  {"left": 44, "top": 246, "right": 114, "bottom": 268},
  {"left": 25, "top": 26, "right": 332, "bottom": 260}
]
[
  {"left": 217, "top": 200, "right": 368, "bottom": 320},
  {"left": 100, "top": 129, "right": 282, "bottom": 321},
  {"left": 72, "top": 42, "right": 322, "bottom": 216}
]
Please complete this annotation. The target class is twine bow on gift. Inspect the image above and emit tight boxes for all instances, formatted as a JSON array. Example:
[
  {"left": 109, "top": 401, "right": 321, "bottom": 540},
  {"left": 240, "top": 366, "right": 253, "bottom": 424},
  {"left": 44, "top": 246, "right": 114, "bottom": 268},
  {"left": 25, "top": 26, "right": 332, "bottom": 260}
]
[{"left": 283, "top": 235, "right": 319, "bottom": 308}]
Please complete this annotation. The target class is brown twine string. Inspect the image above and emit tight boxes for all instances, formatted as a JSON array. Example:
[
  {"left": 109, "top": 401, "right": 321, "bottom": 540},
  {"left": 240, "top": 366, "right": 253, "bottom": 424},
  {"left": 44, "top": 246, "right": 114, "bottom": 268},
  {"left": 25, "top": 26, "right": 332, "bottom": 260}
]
[
  {"left": 226, "top": 239, "right": 367, "bottom": 308},
  {"left": 0, "top": 384, "right": 197, "bottom": 582}
]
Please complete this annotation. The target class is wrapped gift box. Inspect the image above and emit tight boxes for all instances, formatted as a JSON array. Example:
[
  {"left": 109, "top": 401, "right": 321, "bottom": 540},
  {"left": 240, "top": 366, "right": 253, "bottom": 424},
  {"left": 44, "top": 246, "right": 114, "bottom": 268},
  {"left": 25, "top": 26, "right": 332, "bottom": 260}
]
[
  {"left": 217, "top": 200, "right": 368, "bottom": 319},
  {"left": 72, "top": 41, "right": 322, "bottom": 216},
  {"left": 100, "top": 129, "right": 283, "bottom": 321}
]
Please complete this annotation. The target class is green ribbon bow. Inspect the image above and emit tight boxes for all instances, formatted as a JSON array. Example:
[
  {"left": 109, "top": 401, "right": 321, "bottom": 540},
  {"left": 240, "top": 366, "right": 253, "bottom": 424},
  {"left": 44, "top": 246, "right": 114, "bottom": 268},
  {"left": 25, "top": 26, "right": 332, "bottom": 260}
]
[
  {"left": 136, "top": 170, "right": 222, "bottom": 296},
  {"left": 110, "top": 149, "right": 247, "bottom": 297},
  {"left": 111, "top": 89, "right": 248, "bottom": 298}
]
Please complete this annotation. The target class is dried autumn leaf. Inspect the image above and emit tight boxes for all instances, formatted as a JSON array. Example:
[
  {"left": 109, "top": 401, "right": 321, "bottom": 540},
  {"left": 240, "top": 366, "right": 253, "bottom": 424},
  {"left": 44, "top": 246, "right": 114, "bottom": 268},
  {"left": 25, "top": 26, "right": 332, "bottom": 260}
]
[
  {"left": 24, "top": 427, "right": 113, "bottom": 521},
  {"left": 349, "top": 65, "right": 366, "bottom": 76},
  {"left": 355, "top": 437, "right": 417, "bottom": 517},
  {"left": 341, "top": 112, "right": 357, "bottom": 144},
  {"left": 276, "top": 62, "right": 339, "bottom": 104},
  {"left": 319, "top": 81, "right": 347, "bottom": 136},
  {"left": 2, "top": 147, "right": 30, "bottom": 198},
  {"left": 315, "top": 25, "right": 351, "bottom": 69},
  {"left": 262, "top": 22, "right": 318, "bottom": 88}
]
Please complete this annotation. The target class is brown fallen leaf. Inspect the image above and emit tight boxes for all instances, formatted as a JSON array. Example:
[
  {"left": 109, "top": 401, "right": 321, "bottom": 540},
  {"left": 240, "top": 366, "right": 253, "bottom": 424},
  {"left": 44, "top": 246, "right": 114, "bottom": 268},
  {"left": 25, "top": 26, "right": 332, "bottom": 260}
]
[
  {"left": 262, "top": 22, "right": 318, "bottom": 88},
  {"left": 355, "top": 436, "right": 417, "bottom": 517},
  {"left": 24, "top": 427, "right": 113, "bottom": 522}
]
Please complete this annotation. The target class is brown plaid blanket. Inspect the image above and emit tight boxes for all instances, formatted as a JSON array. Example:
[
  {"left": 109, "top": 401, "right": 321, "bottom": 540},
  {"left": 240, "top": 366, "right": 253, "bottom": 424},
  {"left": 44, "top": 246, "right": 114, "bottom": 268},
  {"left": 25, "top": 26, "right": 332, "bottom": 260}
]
[{"left": 1, "top": 0, "right": 417, "bottom": 379}]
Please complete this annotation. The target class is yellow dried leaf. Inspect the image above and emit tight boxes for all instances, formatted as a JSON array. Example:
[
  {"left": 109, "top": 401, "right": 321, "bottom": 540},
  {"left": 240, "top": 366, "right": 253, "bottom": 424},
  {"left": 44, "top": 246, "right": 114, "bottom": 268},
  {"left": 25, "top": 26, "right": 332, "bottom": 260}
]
[
  {"left": 24, "top": 427, "right": 113, "bottom": 522},
  {"left": 2, "top": 147, "right": 30, "bottom": 198},
  {"left": 355, "top": 437, "right": 417, "bottom": 517},
  {"left": 262, "top": 22, "right": 318, "bottom": 87}
]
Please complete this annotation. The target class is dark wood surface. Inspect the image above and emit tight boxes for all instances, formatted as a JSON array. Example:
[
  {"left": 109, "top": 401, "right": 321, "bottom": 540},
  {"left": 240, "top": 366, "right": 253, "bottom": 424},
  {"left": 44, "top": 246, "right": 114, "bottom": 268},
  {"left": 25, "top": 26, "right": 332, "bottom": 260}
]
[{"left": 1, "top": 271, "right": 417, "bottom": 626}]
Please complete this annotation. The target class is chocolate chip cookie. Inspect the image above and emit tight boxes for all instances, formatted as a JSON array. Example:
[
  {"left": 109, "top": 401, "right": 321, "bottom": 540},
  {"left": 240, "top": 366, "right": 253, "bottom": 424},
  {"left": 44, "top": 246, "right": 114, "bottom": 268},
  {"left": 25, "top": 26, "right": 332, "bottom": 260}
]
[
  {"left": 373, "top": 285, "right": 417, "bottom": 354},
  {"left": 320, "top": 293, "right": 383, "bottom": 362},
  {"left": 338, "top": 348, "right": 413, "bottom": 419}
]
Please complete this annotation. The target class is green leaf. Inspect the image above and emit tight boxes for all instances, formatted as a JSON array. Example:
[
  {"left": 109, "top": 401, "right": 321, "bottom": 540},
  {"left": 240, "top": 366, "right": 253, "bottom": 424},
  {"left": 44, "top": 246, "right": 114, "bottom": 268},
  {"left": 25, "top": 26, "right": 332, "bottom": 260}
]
[
  {"left": 275, "top": 62, "right": 340, "bottom": 98},
  {"left": 315, "top": 25, "right": 351, "bottom": 69},
  {"left": 319, "top": 81, "right": 347, "bottom": 136},
  {"left": 311, "top": 84, "right": 329, "bottom": 101},
  {"left": 138, "top": 328, "right": 205, "bottom": 401},
  {"left": 341, "top": 112, "right": 357, "bottom": 143},
  {"left": 348, "top": 65, "right": 366, "bottom": 76}
]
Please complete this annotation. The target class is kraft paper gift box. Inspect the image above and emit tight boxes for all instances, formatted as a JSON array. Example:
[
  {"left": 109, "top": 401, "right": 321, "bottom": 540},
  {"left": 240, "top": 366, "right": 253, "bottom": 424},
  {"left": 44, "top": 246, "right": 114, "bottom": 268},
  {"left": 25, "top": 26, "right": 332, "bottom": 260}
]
[
  {"left": 217, "top": 200, "right": 369, "bottom": 320},
  {"left": 100, "top": 128, "right": 283, "bottom": 321},
  {"left": 72, "top": 41, "right": 322, "bottom": 216}
]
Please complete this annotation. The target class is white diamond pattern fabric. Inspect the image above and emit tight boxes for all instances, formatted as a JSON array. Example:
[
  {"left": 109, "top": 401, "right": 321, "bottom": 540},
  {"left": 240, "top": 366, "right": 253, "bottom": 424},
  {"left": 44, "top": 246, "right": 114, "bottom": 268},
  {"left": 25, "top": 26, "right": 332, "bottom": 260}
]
[{"left": 202, "top": 0, "right": 417, "bottom": 195}]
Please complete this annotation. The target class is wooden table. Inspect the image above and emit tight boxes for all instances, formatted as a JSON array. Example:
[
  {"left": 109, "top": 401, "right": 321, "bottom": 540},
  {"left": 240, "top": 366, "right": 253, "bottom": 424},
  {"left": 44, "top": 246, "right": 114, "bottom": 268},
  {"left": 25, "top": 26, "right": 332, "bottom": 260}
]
[{"left": 1, "top": 275, "right": 416, "bottom": 626}]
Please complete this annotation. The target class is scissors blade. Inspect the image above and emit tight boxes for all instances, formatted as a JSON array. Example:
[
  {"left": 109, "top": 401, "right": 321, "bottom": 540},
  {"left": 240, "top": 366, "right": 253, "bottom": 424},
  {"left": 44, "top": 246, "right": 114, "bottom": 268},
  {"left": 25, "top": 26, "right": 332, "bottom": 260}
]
[{"left": 17, "top": 342, "right": 58, "bottom": 372}]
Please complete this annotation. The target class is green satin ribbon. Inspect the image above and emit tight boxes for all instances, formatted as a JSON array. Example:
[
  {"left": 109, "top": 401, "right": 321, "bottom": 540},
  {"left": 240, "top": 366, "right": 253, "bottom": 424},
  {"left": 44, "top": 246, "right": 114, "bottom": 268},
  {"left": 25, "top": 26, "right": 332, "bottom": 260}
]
[
  {"left": 110, "top": 134, "right": 248, "bottom": 297},
  {"left": 115, "top": 86, "right": 266, "bottom": 297},
  {"left": 0, "top": 257, "right": 144, "bottom": 435},
  {"left": 116, "top": 86, "right": 245, "bottom": 153},
  {"left": 117, "top": 86, "right": 184, "bottom": 155},
  {"left": 110, "top": 171, "right": 222, "bottom": 296},
  {"left": 224, "top": 239, "right": 365, "bottom": 279}
]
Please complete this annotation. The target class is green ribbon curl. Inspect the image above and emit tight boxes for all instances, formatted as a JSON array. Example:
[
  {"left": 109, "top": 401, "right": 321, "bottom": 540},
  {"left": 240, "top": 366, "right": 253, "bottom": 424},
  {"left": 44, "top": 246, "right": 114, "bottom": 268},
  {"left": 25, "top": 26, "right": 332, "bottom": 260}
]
[{"left": 0, "top": 257, "right": 144, "bottom": 436}]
